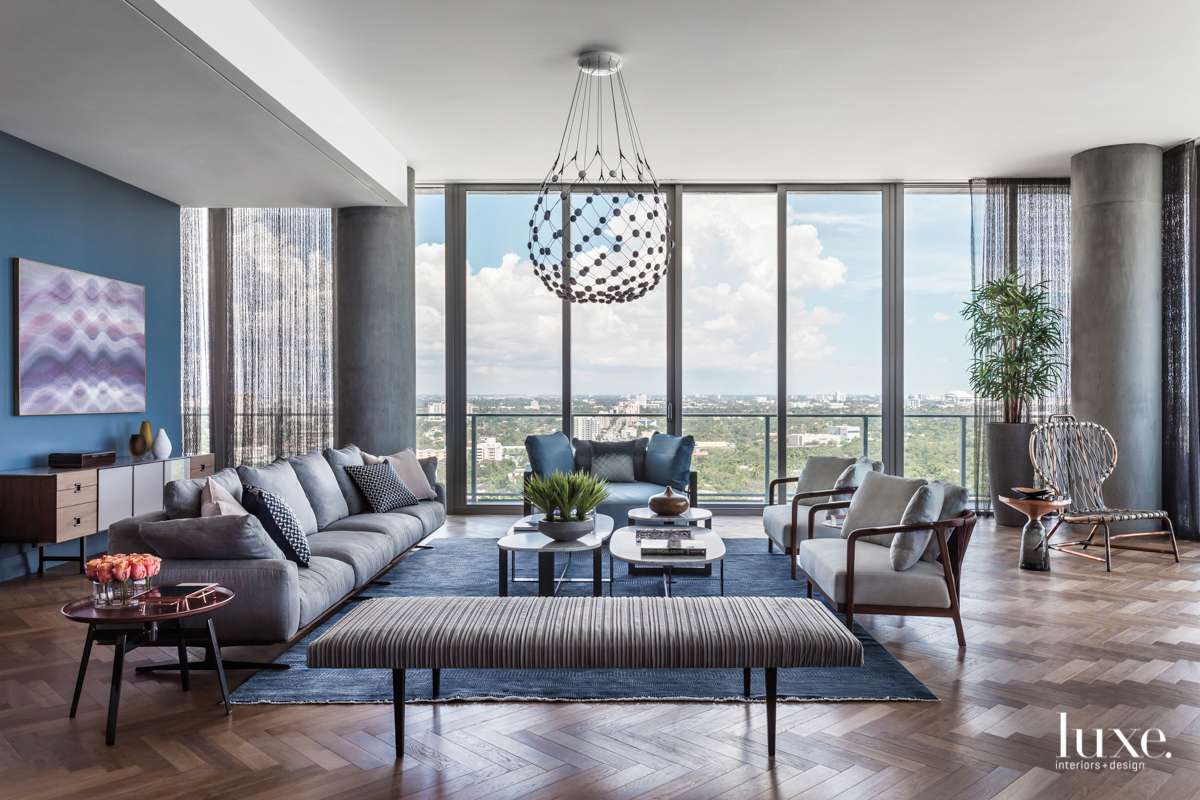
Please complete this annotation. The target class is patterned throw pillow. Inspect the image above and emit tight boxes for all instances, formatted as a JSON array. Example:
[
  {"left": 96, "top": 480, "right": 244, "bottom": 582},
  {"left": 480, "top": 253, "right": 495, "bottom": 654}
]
[
  {"left": 242, "top": 485, "right": 311, "bottom": 567},
  {"left": 591, "top": 451, "right": 635, "bottom": 483},
  {"left": 344, "top": 463, "right": 420, "bottom": 513}
]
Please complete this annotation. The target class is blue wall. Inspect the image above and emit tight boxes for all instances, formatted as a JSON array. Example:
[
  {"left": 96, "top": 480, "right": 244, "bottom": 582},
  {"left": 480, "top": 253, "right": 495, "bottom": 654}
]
[{"left": 0, "top": 130, "right": 181, "bottom": 579}]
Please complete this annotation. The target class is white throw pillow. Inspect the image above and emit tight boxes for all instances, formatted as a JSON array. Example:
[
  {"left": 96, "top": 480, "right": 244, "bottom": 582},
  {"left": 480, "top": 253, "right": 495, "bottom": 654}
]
[
  {"left": 201, "top": 476, "right": 247, "bottom": 517},
  {"left": 361, "top": 448, "right": 437, "bottom": 500},
  {"left": 918, "top": 481, "right": 970, "bottom": 563},
  {"left": 889, "top": 482, "right": 945, "bottom": 571}
]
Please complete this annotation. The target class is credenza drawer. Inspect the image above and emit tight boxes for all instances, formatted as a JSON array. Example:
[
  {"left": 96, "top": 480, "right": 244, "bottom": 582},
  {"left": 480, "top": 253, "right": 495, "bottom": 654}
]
[
  {"left": 57, "top": 482, "right": 97, "bottom": 508},
  {"left": 56, "top": 470, "right": 98, "bottom": 492},
  {"left": 56, "top": 504, "right": 97, "bottom": 541},
  {"left": 190, "top": 454, "right": 216, "bottom": 479}
]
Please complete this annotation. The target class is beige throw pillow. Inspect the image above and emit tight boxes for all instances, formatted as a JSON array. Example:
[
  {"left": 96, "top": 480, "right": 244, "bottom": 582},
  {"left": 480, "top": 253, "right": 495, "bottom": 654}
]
[
  {"left": 361, "top": 448, "right": 436, "bottom": 500},
  {"left": 201, "top": 476, "right": 247, "bottom": 517}
]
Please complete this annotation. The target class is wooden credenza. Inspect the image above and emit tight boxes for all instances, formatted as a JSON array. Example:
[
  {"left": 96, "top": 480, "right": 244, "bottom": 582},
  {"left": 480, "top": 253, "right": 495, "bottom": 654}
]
[{"left": 0, "top": 453, "right": 214, "bottom": 573}]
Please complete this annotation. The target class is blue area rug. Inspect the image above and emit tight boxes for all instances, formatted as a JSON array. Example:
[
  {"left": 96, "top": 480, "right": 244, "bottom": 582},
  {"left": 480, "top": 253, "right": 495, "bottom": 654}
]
[{"left": 231, "top": 537, "right": 936, "bottom": 704}]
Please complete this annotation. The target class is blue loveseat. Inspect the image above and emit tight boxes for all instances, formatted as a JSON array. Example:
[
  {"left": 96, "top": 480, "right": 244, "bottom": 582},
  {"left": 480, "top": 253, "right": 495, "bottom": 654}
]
[{"left": 523, "top": 431, "right": 698, "bottom": 522}]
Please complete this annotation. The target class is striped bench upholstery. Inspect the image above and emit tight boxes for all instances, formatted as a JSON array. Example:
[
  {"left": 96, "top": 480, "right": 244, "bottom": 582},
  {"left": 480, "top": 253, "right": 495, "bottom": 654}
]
[{"left": 307, "top": 596, "right": 864, "bottom": 758}]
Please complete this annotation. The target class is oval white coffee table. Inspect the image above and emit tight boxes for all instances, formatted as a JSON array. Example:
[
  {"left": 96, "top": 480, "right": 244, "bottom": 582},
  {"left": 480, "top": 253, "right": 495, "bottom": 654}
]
[
  {"left": 609, "top": 526, "right": 726, "bottom": 597},
  {"left": 498, "top": 514, "right": 614, "bottom": 597},
  {"left": 627, "top": 506, "right": 713, "bottom": 529}
]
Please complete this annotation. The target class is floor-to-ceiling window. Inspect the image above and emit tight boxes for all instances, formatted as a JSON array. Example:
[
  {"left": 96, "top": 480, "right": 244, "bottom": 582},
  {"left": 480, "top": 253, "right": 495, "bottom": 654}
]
[
  {"left": 902, "top": 188, "right": 975, "bottom": 488},
  {"left": 415, "top": 189, "right": 447, "bottom": 485},
  {"left": 682, "top": 191, "right": 778, "bottom": 502},
  {"left": 785, "top": 190, "right": 883, "bottom": 475},
  {"left": 465, "top": 191, "right": 562, "bottom": 502}
]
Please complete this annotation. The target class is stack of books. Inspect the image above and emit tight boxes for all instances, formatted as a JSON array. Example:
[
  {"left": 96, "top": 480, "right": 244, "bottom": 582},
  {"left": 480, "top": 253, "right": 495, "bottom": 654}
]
[{"left": 635, "top": 528, "right": 706, "bottom": 557}]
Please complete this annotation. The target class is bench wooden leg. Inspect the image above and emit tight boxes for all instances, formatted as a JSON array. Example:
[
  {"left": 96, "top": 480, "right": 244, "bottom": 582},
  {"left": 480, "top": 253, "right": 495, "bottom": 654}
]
[
  {"left": 432, "top": 668, "right": 439, "bottom": 698},
  {"left": 743, "top": 668, "right": 751, "bottom": 698},
  {"left": 765, "top": 667, "right": 777, "bottom": 758},
  {"left": 393, "top": 669, "right": 405, "bottom": 759}
]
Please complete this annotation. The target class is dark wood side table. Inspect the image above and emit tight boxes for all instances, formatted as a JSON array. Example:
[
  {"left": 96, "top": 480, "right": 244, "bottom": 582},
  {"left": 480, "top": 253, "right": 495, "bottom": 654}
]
[{"left": 61, "top": 587, "right": 235, "bottom": 745}]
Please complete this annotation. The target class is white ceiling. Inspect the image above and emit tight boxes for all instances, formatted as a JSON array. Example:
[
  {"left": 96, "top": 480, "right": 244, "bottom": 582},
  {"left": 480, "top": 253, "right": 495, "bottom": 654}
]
[{"left": 1, "top": 0, "right": 1199, "bottom": 205}]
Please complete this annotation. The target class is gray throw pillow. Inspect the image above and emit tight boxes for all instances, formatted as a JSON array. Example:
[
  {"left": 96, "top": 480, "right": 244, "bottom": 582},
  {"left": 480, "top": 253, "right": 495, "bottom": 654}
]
[
  {"left": 237, "top": 459, "right": 320, "bottom": 536},
  {"left": 795, "top": 456, "right": 857, "bottom": 506},
  {"left": 832, "top": 460, "right": 872, "bottom": 495},
  {"left": 164, "top": 467, "right": 243, "bottom": 520},
  {"left": 325, "top": 444, "right": 368, "bottom": 516},
  {"left": 287, "top": 451, "right": 350, "bottom": 530},
  {"left": 919, "top": 481, "right": 970, "bottom": 563},
  {"left": 592, "top": 451, "right": 635, "bottom": 483},
  {"left": 842, "top": 471, "right": 930, "bottom": 547},
  {"left": 418, "top": 456, "right": 438, "bottom": 489},
  {"left": 889, "top": 482, "right": 945, "bottom": 571},
  {"left": 137, "top": 515, "right": 284, "bottom": 560}
]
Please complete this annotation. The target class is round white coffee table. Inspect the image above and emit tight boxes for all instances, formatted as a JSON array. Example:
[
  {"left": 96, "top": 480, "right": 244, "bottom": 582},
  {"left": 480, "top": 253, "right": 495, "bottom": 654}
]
[
  {"left": 609, "top": 526, "right": 726, "bottom": 596},
  {"left": 498, "top": 514, "right": 614, "bottom": 597},
  {"left": 627, "top": 506, "right": 713, "bottom": 529}
]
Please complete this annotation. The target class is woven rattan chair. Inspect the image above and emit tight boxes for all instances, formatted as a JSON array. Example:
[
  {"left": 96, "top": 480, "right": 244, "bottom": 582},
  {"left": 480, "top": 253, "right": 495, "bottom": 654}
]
[{"left": 1030, "top": 415, "right": 1180, "bottom": 571}]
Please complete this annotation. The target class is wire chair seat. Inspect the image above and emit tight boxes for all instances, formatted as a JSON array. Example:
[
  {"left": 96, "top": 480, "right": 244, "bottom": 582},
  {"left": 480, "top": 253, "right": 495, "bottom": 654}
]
[{"left": 1029, "top": 415, "right": 1179, "bottom": 571}]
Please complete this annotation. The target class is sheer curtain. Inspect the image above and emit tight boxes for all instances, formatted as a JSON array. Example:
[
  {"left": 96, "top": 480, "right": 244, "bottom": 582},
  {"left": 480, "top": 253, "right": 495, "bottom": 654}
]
[
  {"left": 969, "top": 179, "right": 1072, "bottom": 511},
  {"left": 1163, "top": 142, "right": 1199, "bottom": 540},
  {"left": 180, "top": 208, "right": 335, "bottom": 467},
  {"left": 180, "top": 209, "right": 210, "bottom": 455}
]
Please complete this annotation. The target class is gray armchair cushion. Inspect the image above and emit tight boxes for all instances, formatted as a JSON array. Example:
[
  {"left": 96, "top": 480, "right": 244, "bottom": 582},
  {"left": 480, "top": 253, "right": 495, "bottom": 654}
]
[
  {"left": 889, "top": 482, "right": 945, "bottom": 571},
  {"left": 324, "top": 444, "right": 368, "bottom": 516},
  {"left": 307, "top": 531, "right": 395, "bottom": 586},
  {"left": 164, "top": 468, "right": 243, "bottom": 520},
  {"left": 762, "top": 504, "right": 845, "bottom": 549},
  {"left": 842, "top": 471, "right": 929, "bottom": 547},
  {"left": 794, "top": 456, "right": 858, "bottom": 506},
  {"left": 920, "top": 481, "right": 970, "bottom": 563},
  {"left": 296, "top": 556, "right": 356, "bottom": 627},
  {"left": 238, "top": 459, "right": 319, "bottom": 536},
  {"left": 157, "top": 557, "right": 300, "bottom": 642},
  {"left": 287, "top": 452, "right": 350, "bottom": 529},
  {"left": 798, "top": 538, "right": 952, "bottom": 608},
  {"left": 322, "top": 512, "right": 426, "bottom": 553},
  {"left": 138, "top": 515, "right": 285, "bottom": 561}
]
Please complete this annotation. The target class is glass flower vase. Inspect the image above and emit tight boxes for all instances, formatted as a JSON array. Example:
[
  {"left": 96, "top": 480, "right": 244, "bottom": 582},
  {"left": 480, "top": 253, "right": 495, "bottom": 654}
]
[{"left": 92, "top": 577, "right": 153, "bottom": 608}]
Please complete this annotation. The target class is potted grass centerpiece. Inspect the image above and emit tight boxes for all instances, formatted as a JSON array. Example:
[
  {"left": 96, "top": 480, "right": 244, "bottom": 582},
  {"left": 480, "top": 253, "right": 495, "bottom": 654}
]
[
  {"left": 523, "top": 472, "right": 611, "bottom": 541},
  {"left": 963, "top": 274, "right": 1064, "bottom": 527}
]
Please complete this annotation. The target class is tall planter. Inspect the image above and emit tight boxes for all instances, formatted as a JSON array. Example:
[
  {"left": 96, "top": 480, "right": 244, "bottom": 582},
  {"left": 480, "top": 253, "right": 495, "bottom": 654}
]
[{"left": 986, "top": 422, "right": 1036, "bottom": 527}]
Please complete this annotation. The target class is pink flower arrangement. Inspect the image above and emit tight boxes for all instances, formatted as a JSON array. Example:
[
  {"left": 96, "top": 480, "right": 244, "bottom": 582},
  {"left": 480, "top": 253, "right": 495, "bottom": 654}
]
[{"left": 86, "top": 554, "right": 161, "bottom": 584}]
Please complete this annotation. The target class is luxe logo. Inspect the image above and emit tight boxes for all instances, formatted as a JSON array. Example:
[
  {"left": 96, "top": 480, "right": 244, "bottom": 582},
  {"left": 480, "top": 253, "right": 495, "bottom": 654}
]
[{"left": 1056, "top": 713, "right": 1170, "bottom": 772}]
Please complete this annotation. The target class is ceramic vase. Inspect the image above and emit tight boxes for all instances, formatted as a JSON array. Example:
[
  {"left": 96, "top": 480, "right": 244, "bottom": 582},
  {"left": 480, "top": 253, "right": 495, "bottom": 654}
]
[
  {"left": 129, "top": 433, "right": 147, "bottom": 457},
  {"left": 648, "top": 486, "right": 690, "bottom": 516},
  {"left": 151, "top": 429, "right": 172, "bottom": 459},
  {"left": 139, "top": 421, "right": 154, "bottom": 450}
]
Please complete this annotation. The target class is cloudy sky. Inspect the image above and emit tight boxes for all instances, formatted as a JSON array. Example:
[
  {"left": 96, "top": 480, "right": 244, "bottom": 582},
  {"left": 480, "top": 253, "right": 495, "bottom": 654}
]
[{"left": 414, "top": 189, "right": 971, "bottom": 399}]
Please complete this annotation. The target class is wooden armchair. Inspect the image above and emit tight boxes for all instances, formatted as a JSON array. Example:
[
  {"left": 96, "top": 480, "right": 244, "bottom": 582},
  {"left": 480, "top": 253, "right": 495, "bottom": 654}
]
[{"left": 797, "top": 473, "right": 977, "bottom": 647}]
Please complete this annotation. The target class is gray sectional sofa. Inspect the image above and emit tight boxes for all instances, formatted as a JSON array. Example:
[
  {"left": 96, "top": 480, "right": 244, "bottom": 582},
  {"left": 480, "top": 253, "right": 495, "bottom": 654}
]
[{"left": 107, "top": 444, "right": 445, "bottom": 644}]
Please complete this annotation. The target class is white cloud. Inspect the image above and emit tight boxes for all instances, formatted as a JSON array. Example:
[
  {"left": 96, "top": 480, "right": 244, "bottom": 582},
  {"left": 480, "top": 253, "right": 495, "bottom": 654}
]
[
  {"left": 787, "top": 224, "right": 848, "bottom": 290},
  {"left": 905, "top": 317, "right": 916, "bottom": 327},
  {"left": 929, "top": 312, "right": 952, "bottom": 323}
]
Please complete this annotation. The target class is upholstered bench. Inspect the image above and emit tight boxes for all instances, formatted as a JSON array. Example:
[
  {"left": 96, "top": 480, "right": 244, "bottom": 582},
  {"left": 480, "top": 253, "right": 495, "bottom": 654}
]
[{"left": 306, "top": 595, "right": 864, "bottom": 758}]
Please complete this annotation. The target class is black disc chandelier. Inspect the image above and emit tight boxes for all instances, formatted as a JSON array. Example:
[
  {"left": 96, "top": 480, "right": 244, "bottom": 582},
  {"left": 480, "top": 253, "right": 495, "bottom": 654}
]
[{"left": 528, "top": 51, "right": 672, "bottom": 304}]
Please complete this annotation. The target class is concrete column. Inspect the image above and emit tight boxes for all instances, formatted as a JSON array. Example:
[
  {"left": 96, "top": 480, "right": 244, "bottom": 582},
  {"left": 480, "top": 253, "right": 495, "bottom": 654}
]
[
  {"left": 335, "top": 168, "right": 416, "bottom": 456},
  {"left": 1070, "top": 144, "right": 1162, "bottom": 512}
]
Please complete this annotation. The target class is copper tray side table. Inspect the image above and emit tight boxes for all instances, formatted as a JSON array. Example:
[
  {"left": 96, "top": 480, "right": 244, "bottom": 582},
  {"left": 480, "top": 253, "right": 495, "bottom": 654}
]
[
  {"left": 61, "top": 587, "right": 235, "bottom": 744},
  {"left": 998, "top": 495, "right": 1072, "bottom": 571}
]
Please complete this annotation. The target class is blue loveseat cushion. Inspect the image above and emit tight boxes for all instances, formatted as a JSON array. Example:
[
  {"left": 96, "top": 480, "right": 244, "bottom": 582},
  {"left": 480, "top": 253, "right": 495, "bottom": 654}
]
[
  {"left": 526, "top": 432, "right": 575, "bottom": 477},
  {"left": 645, "top": 432, "right": 694, "bottom": 490}
]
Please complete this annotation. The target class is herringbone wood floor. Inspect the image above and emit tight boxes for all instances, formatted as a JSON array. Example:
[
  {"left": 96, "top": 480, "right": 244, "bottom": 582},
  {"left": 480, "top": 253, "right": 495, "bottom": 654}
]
[{"left": 2, "top": 515, "right": 1199, "bottom": 799}]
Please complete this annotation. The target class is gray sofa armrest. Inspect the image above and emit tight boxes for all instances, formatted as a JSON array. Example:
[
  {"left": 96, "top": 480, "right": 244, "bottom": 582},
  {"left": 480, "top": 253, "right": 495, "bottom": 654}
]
[
  {"left": 159, "top": 558, "right": 300, "bottom": 643},
  {"left": 106, "top": 510, "right": 169, "bottom": 555}
]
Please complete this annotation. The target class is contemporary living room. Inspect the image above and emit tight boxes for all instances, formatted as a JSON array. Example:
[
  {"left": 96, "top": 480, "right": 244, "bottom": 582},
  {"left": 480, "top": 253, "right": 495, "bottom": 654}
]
[{"left": 1, "top": 2, "right": 1198, "bottom": 798}]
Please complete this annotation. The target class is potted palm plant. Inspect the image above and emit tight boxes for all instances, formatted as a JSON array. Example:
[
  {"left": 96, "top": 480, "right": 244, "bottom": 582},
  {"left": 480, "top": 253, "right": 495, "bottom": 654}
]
[
  {"left": 963, "top": 274, "right": 1064, "bottom": 526},
  {"left": 523, "top": 472, "right": 612, "bottom": 541}
]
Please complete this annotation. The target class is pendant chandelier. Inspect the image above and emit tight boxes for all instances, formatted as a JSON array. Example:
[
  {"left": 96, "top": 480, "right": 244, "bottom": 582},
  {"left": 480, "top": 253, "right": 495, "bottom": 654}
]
[{"left": 528, "top": 51, "right": 672, "bottom": 304}]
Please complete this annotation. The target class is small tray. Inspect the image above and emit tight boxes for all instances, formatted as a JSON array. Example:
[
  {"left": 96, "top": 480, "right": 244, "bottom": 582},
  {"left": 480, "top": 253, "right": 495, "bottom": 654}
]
[{"left": 1011, "top": 486, "right": 1053, "bottom": 500}]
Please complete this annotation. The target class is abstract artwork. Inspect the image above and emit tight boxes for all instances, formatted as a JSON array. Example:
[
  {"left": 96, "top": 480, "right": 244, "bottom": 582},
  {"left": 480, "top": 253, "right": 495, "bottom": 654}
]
[{"left": 15, "top": 258, "right": 146, "bottom": 415}]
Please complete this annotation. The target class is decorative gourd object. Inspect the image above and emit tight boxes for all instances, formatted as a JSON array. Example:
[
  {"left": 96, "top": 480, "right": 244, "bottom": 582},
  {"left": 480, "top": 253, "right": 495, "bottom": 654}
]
[
  {"left": 151, "top": 429, "right": 172, "bottom": 459},
  {"left": 139, "top": 421, "right": 154, "bottom": 450},
  {"left": 129, "top": 433, "right": 147, "bottom": 457},
  {"left": 648, "top": 486, "right": 690, "bottom": 516}
]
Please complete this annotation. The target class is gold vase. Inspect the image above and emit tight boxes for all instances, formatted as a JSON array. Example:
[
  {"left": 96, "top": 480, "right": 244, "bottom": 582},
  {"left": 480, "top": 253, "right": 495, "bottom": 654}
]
[{"left": 139, "top": 421, "right": 154, "bottom": 450}]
